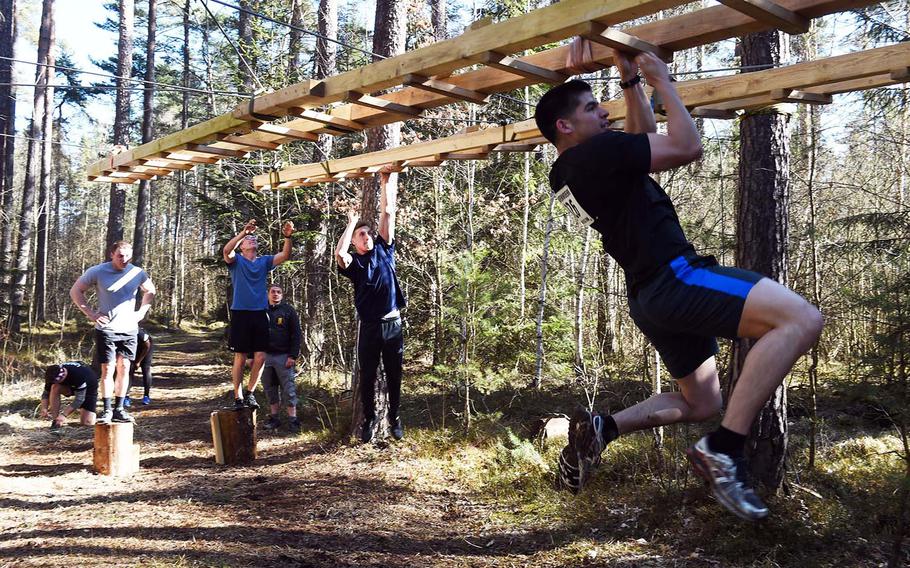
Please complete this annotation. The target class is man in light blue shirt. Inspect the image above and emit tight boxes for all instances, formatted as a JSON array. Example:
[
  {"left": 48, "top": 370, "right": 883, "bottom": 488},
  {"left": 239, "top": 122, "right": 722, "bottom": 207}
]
[
  {"left": 223, "top": 219, "right": 294, "bottom": 410},
  {"left": 70, "top": 241, "right": 156, "bottom": 423}
]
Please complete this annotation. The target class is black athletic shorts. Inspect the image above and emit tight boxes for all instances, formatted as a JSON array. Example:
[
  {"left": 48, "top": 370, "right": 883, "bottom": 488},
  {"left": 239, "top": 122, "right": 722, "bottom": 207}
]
[
  {"left": 81, "top": 383, "right": 98, "bottom": 412},
  {"left": 229, "top": 310, "right": 269, "bottom": 353},
  {"left": 628, "top": 254, "right": 764, "bottom": 379},
  {"left": 95, "top": 329, "right": 138, "bottom": 364}
]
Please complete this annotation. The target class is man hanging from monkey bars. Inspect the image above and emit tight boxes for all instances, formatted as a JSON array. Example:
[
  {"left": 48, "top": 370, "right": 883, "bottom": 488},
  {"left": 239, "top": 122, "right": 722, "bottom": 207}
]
[
  {"left": 534, "top": 49, "right": 823, "bottom": 521},
  {"left": 223, "top": 218, "right": 294, "bottom": 410}
]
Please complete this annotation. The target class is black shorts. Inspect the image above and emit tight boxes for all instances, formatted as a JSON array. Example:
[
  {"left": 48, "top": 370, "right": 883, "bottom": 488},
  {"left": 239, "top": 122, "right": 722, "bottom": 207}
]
[
  {"left": 229, "top": 310, "right": 269, "bottom": 353},
  {"left": 628, "top": 254, "right": 764, "bottom": 379},
  {"left": 80, "top": 383, "right": 98, "bottom": 412},
  {"left": 95, "top": 329, "right": 138, "bottom": 364}
]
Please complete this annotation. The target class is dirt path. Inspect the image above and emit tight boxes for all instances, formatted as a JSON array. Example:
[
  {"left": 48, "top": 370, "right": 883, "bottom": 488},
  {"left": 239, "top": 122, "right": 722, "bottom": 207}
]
[{"left": 0, "top": 331, "right": 571, "bottom": 567}]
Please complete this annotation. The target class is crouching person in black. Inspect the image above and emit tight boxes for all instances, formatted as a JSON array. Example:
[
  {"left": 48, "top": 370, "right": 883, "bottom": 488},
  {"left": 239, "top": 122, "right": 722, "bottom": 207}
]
[{"left": 40, "top": 362, "right": 98, "bottom": 429}]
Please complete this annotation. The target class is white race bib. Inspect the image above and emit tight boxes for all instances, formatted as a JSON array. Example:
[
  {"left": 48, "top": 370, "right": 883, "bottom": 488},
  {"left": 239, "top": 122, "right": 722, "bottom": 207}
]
[{"left": 555, "top": 185, "right": 594, "bottom": 226}]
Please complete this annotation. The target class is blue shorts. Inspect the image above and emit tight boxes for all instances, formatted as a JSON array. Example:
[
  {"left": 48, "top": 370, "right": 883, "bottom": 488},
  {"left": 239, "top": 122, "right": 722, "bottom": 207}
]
[{"left": 628, "top": 254, "right": 764, "bottom": 378}]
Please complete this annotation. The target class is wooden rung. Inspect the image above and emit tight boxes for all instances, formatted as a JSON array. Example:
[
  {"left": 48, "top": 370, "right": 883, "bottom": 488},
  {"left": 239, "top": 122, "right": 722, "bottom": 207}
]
[
  {"left": 285, "top": 107, "right": 364, "bottom": 132},
  {"left": 443, "top": 151, "right": 490, "bottom": 160},
  {"left": 159, "top": 152, "right": 220, "bottom": 165},
  {"left": 215, "top": 133, "right": 281, "bottom": 151},
  {"left": 180, "top": 144, "right": 248, "bottom": 158},
  {"left": 770, "top": 89, "right": 833, "bottom": 104},
  {"left": 402, "top": 159, "right": 447, "bottom": 167},
  {"left": 131, "top": 167, "right": 173, "bottom": 176},
  {"left": 493, "top": 142, "right": 539, "bottom": 152},
  {"left": 891, "top": 67, "right": 910, "bottom": 81},
  {"left": 479, "top": 51, "right": 567, "bottom": 85},
  {"left": 111, "top": 170, "right": 155, "bottom": 181},
  {"left": 90, "top": 175, "right": 140, "bottom": 184},
  {"left": 716, "top": 0, "right": 809, "bottom": 35},
  {"left": 138, "top": 158, "right": 195, "bottom": 170},
  {"left": 403, "top": 74, "right": 490, "bottom": 104},
  {"left": 580, "top": 23, "right": 673, "bottom": 62},
  {"left": 254, "top": 122, "right": 319, "bottom": 141},
  {"left": 690, "top": 107, "right": 739, "bottom": 119},
  {"left": 346, "top": 91, "right": 423, "bottom": 117}
]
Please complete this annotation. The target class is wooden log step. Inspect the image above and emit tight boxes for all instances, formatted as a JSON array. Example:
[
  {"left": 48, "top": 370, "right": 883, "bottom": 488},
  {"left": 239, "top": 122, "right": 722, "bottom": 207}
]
[
  {"left": 210, "top": 408, "right": 257, "bottom": 465},
  {"left": 93, "top": 422, "right": 140, "bottom": 476}
]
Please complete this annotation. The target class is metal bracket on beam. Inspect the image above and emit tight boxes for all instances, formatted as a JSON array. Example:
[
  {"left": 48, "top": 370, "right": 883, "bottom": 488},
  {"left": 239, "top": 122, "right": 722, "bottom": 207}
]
[
  {"left": 403, "top": 74, "right": 491, "bottom": 104},
  {"left": 716, "top": 0, "right": 809, "bottom": 35},
  {"left": 579, "top": 23, "right": 673, "bottom": 62}
]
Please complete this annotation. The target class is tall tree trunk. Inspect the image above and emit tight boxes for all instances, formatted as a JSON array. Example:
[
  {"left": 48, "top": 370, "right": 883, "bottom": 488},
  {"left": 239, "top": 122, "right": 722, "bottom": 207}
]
[
  {"left": 430, "top": 0, "right": 446, "bottom": 41},
  {"left": 237, "top": 0, "right": 255, "bottom": 92},
  {"left": 133, "top": 0, "right": 156, "bottom": 269},
  {"left": 730, "top": 30, "right": 791, "bottom": 491},
  {"left": 8, "top": 0, "right": 53, "bottom": 332},
  {"left": 533, "top": 191, "right": 557, "bottom": 388},
  {"left": 105, "top": 0, "right": 134, "bottom": 253},
  {"left": 352, "top": 0, "right": 406, "bottom": 441},
  {"left": 170, "top": 0, "right": 189, "bottom": 327},
  {"left": 303, "top": 0, "right": 337, "bottom": 369},
  {"left": 34, "top": 33, "right": 56, "bottom": 322},
  {"left": 574, "top": 227, "right": 591, "bottom": 374},
  {"left": 0, "top": 0, "right": 17, "bottom": 286},
  {"left": 287, "top": 0, "right": 304, "bottom": 81}
]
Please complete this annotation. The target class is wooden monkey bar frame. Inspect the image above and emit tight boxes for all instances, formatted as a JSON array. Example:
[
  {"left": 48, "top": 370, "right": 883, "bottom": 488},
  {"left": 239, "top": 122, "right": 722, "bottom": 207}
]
[
  {"left": 252, "top": 43, "right": 910, "bottom": 189},
  {"left": 86, "top": 0, "right": 881, "bottom": 184}
]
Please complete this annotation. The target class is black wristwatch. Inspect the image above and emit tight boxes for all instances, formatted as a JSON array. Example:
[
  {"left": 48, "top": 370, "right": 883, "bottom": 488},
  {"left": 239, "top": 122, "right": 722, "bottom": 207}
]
[{"left": 620, "top": 75, "right": 641, "bottom": 89}]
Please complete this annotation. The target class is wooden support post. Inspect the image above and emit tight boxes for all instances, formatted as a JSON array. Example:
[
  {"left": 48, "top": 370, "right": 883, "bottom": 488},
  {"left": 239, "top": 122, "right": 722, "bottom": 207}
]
[
  {"left": 716, "top": 0, "right": 809, "bottom": 34},
  {"left": 479, "top": 51, "right": 567, "bottom": 84},
  {"left": 579, "top": 23, "right": 673, "bottom": 62},
  {"left": 210, "top": 408, "right": 257, "bottom": 465},
  {"left": 346, "top": 92, "right": 423, "bottom": 117},
  {"left": 93, "top": 422, "right": 140, "bottom": 476},
  {"left": 403, "top": 74, "right": 491, "bottom": 104}
]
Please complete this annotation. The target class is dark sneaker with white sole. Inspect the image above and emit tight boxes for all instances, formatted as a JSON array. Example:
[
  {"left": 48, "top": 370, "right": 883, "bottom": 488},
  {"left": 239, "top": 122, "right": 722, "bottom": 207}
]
[
  {"left": 112, "top": 408, "right": 134, "bottom": 423},
  {"left": 557, "top": 408, "right": 607, "bottom": 493},
  {"left": 263, "top": 415, "right": 281, "bottom": 430},
  {"left": 686, "top": 436, "right": 769, "bottom": 521},
  {"left": 96, "top": 409, "right": 113, "bottom": 424},
  {"left": 243, "top": 391, "right": 260, "bottom": 410}
]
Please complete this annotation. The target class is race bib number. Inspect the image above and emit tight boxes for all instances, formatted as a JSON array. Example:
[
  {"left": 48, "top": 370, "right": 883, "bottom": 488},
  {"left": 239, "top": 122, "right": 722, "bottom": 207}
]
[{"left": 555, "top": 185, "right": 594, "bottom": 226}]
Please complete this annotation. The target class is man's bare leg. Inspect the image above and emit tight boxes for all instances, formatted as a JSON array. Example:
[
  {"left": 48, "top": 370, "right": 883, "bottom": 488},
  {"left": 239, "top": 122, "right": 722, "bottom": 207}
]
[
  {"left": 113, "top": 355, "right": 129, "bottom": 397},
  {"left": 247, "top": 351, "right": 266, "bottom": 393},
  {"left": 100, "top": 362, "right": 115, "bottom": 399},
  {"left": 612, "top": 357, "right": 723, "bottom": 434},
  {"left": 231, "top": 352, "right": 248, "bottom": 400},
  {"left": 724, "top": 278, "right": 823, "bottom": 434}
]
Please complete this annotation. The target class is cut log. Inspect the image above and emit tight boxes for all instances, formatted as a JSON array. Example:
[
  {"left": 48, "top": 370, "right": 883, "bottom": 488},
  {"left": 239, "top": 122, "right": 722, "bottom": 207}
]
[
  {"left": 93, "top": 422, "right": 140, "bottom": 476},
  {"left": 532, "top": 414, "right": 570, "bottom": 449},
  {"left": 211, "top": 408, "right": 257, "bottom": 465}
]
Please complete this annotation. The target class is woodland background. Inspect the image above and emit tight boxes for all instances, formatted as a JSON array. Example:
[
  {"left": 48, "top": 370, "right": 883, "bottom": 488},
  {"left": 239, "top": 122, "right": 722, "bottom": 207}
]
[{"left": 0, "top": 0, "right": 908, "bottom": 566}]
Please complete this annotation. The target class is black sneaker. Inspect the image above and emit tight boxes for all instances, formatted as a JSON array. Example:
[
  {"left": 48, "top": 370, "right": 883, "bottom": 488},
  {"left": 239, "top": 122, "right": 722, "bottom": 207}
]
[
  {"left": 263, "top": 415, "right": 281, "bottom": 430},
  {"left": 243, "top": 391, "right": 260, "bottom": 410},
  {"left": 557, "top": 408, "right": 606, "bottom": 493},
  {"left": 361, "top": 417, "right": 375, "bottom": 443},
  {"left": 390, "top": 417, "right": 404, "bottom": 441},
  {"left": 112, "top": 408, "right": 135, "bottom": 423},
  {"left": 686, "top": 436, "right": 769, "bottom": 521},
  {"left": 233, "top": 398, "right": 245, "bottom": 410},
  {"left": 288, "top": 418, "right": 301, "bottom": 434},
  {"left": 97, "top": 409, "right": 114, "bottom": 424}
]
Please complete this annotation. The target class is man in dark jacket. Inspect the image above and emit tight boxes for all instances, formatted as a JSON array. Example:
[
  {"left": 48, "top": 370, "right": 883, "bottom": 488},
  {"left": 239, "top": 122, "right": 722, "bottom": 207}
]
[{"left": 260, "top": 284, "right": 302, "bottom": 433}]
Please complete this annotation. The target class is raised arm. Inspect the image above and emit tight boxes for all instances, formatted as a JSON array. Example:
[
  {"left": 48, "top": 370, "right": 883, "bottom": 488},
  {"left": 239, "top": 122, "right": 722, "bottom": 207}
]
[
  {"left": 613, "top": 49, "right": 656, "bottom": 135},
  {"left": 638, "top": 53, "right": 702, "bottom": 172},
  {"left": 378, "top": 170, "right": 397, "bottom": 244},
  {"left": 222, "top": 219, "right": 257, "bottom": 264},
  {"left": 272, "top": 221, "right": 295, "bottom": 267},
  {"left": 335, "top": 210, "right": 359, "bottom": 269}
]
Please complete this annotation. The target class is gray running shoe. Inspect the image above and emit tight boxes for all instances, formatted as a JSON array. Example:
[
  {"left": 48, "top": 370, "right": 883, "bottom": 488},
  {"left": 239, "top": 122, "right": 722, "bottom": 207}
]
[
  {"left": 112, "top": 408, "right": 135, "bottom": 423},
  {"left": 96, "top": 409, "right": 113, "bottom": 424},
  {"left": 556, "top": 408, "right": 605, "bottom": 493},
  {"left": 686, "top": 436, "right": 769, "bottom": 521}
]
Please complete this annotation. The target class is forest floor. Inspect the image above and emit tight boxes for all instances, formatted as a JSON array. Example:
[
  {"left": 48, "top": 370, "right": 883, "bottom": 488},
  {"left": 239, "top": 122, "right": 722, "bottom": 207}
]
[{"left": 0, "top": 328, "right": 906, "bottom": 567}]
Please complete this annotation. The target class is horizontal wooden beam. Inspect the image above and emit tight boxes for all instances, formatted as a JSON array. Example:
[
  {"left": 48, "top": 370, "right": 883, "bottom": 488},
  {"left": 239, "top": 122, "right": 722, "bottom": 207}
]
[
  {"left": 214, "top": 133, "right": 281, "bottom": 151},
  {"left": 403, "top": 74, "right": 490, "bottom": 104},
  {"left": 716, "top": 0, "right": 809, "bottom": 35},
  {"left": 346, "top": 92, "right": 423, "bottom": 117},
  {"left": 478, "top": 51, "right": 568, "bottom": 84},
  {"left": 770, "top": 88, "right": 833, "bottom": 104},
  {"left": 580, "top": 22, "right": 673, "bottom": 61},
  {"left": 256, "top": 43, "right": 910, "bottom": 188}
]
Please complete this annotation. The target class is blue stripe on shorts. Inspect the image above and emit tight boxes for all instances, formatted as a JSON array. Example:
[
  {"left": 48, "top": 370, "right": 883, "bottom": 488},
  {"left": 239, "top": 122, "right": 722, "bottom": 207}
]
[{"left": 669, "top": 256, "right": 754, "bottom": 299}]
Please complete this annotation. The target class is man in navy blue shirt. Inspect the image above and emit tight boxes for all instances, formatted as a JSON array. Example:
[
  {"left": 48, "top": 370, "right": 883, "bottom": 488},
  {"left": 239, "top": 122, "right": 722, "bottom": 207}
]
[
  {"left": 223, "top": 218, "right": 294, "bottom": 410},
  {"left": 336, "top": 171, "right": 406, "bottom": 443}
]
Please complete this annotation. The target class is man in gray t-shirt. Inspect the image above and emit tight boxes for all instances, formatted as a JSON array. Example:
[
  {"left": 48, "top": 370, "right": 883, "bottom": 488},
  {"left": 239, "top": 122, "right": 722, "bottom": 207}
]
[{"left": 71, "top": 240, "right": 156, "bottom": 424}]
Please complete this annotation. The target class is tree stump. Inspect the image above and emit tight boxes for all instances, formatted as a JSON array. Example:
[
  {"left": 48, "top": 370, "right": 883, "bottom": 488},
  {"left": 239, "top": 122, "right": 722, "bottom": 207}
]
[
  {"left": 93, "top": 422, "right": 140, "bottom": 476},
  {"left": 210, "top": 408, "right": 257, "bottom": 465}
]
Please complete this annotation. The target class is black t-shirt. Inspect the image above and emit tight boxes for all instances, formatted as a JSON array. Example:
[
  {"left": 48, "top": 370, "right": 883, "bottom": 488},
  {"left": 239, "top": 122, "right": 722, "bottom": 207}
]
[
  {"left": 548, "top": 130, "right": 695, "bottom": 288},
  {"left": 42, "top": 362, "right": 98, "bottom": 397},
  {"left": 338, "top": 235, "right": 406, "bottom": 323}
]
